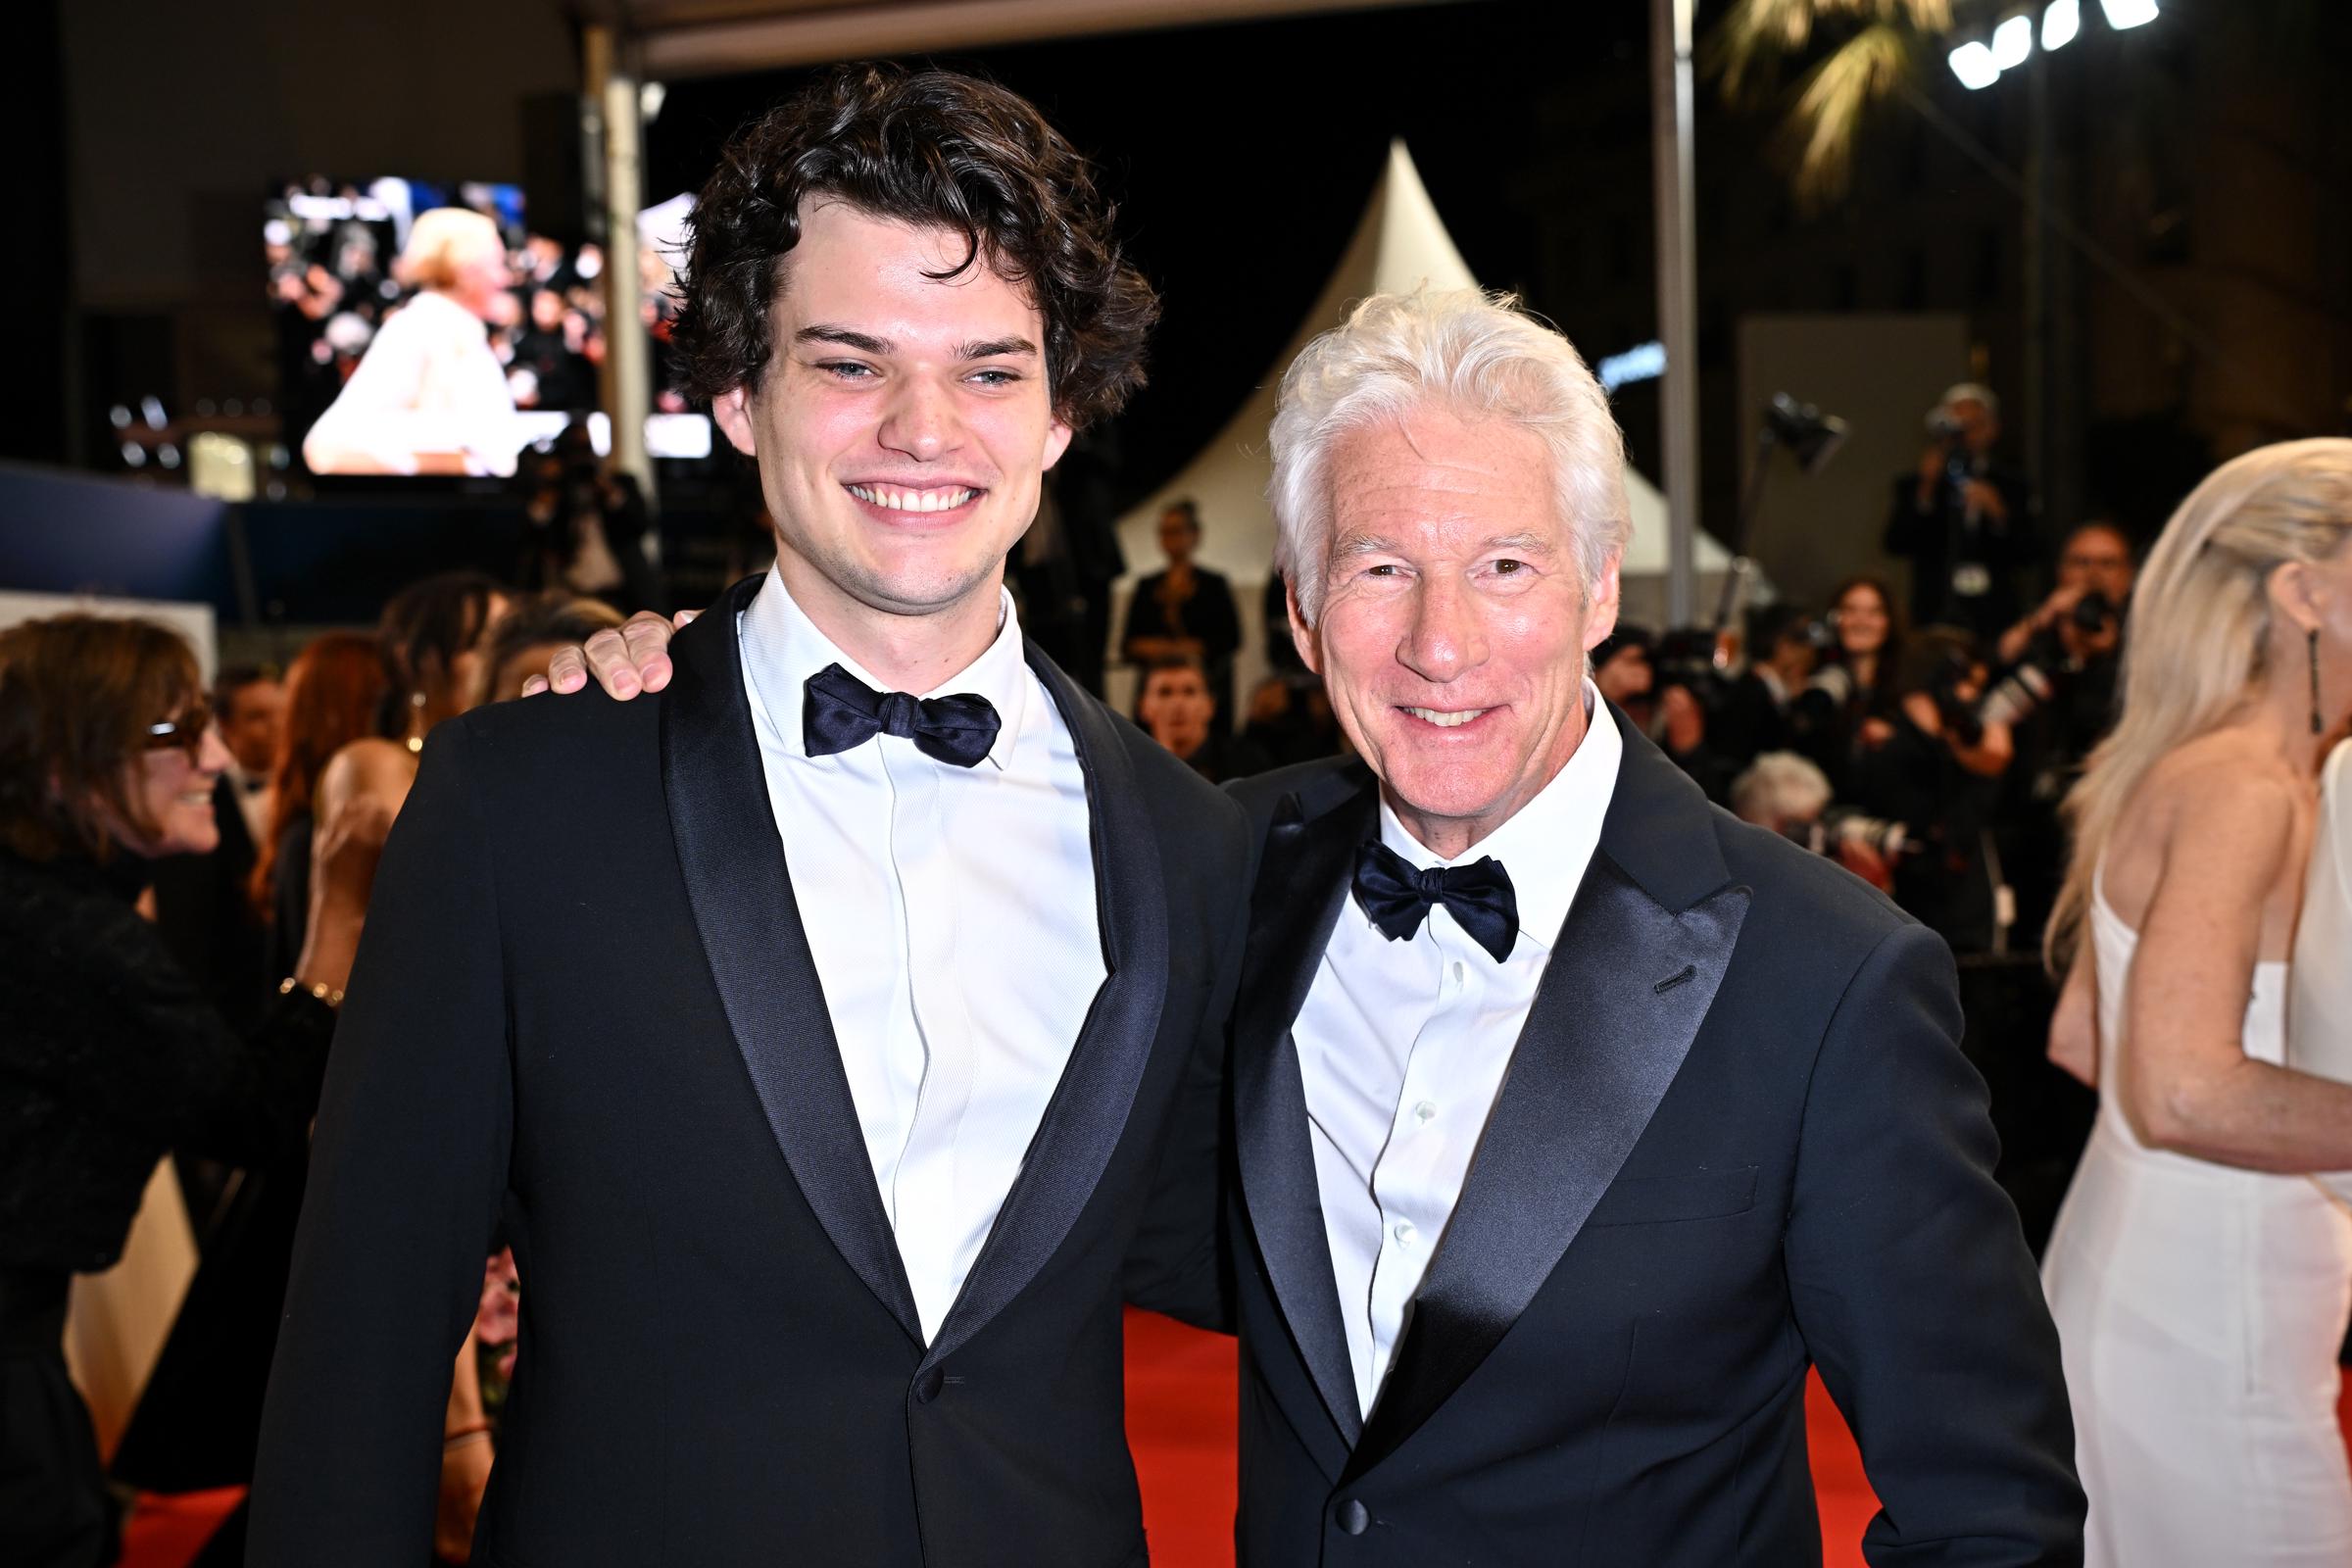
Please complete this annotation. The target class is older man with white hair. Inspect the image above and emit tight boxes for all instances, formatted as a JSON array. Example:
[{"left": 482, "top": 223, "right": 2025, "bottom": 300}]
[
  {"left": 1220, "top": 290, "right": 2081, "bottom": 1565},
  {"left": 553, "top": 289, "right": 2083, "bottom": 1565}
]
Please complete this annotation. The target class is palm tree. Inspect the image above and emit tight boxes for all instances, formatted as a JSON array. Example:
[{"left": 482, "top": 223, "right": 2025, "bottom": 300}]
[{"left": 1706, "top": 0, "right": 1958, "bottom": 207}]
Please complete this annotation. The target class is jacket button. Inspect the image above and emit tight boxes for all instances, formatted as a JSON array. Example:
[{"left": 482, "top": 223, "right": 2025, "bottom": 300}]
[
  {"left": 1336, "top": 1498, "right": 1369, "bottom": 1536},
  {"left": 913, "top": 1366, "right": 945, "bottom": 1404}
]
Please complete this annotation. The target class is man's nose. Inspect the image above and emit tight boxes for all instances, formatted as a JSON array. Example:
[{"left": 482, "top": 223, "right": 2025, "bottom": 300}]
[
  {"left": 1397, "top": 577, "right": 1486, "bottom": 684},
  {"left": 877, "top": 374, "right": 962, "bottom": 463}
]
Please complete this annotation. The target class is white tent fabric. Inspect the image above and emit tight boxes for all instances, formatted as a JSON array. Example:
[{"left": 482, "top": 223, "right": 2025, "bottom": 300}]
[{"left": 1104, "top": 141, "right": 1743, "bottom": 712}]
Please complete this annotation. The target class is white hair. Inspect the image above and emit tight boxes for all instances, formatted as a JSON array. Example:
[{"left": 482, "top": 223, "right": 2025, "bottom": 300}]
[
  {"left": 1730, "top": 751, "right": 1833, "bottom": 829},
  {"left": 1939, "top": 381, "right": 2001, "bottom": 420},
  {"left": 1268, "top": 288, "right": 1631, "bottom": 627}
]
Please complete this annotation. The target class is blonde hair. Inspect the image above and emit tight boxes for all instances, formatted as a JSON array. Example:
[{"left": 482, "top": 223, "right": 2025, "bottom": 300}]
[
  {"left": 395, "top": 208, "right": 505, "bottom": 293},
  {"left": 2046, "top": 437, "right": 2352, "bottom": 971},
  {"left": 1267, "top": 288, "right": 1629, "bottom": 626}
]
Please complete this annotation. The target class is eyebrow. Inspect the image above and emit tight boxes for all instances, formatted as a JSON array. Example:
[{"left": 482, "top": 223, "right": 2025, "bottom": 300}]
[
  {"left": 792, "top": 324, "right": 1039, "bottom": 363},
  {"left": 796, "top": 324, "right": 891, "bottom": 354}
]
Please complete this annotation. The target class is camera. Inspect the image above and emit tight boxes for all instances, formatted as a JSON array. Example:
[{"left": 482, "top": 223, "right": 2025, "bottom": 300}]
[
  {"left": 2072, "top": 590, "right": 2116, "bottom": 633},
  {"left": 1927, "top": 410, "right": 1967, "bottom": 444},
  {"left": 1781, "top": 806, "right": 1912, "bottom": 862}
]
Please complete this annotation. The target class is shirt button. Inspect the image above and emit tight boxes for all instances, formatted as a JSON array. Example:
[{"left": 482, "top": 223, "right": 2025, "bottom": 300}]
[
  {"left": 1391, "top": 1219, "right": 1416, "bottom": 1247},
  {"left": 1413, "top": 1101, "right": 1438, "bottom": 1125},
  {"left": 1451, "top": 959, "right": 1465, "bottom": 981}
]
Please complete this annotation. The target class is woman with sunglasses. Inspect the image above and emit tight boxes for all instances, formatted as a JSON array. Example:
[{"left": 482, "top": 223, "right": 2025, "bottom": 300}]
[{"left": 0, "top": 613, "right": 388, "bottom": 1568}]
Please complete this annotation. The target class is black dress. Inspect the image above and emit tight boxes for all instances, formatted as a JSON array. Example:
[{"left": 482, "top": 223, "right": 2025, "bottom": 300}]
[{"left": 0, "top": 847, "right": 333, "bottom": 1568}]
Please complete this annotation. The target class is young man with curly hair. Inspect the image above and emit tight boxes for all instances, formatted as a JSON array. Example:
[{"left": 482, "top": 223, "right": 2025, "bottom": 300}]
[{"left": 249, "top": 67, "right": 1245, "bottom": 1568}]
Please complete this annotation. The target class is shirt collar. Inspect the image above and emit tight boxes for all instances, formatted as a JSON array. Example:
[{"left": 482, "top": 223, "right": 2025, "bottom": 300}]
[
  {"left": 1375, "top": 680, "right": 1622, "bottom": 956},
  {"left": 739, "top": 564, "right": 1031, "bottom": 770}
]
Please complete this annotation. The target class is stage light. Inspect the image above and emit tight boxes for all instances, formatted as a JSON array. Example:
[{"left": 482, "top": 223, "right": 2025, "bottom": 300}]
[
  {"left": 2099, "top": 0, "right": 2159, "bottom": 27},
  {"left": 1991, "top": 14, "right": 2034, "bottom": 70},
  {"left": 1598, "top": 340, "right": 1668, "bottom": 392},
  {"left": 1948, "top": 40, "right": 2002, "bottom": 89},
  {"left": 120, "top": 442, "right": 145, "bottom": 468},
  {"left": 2042, "top": 0, "right": 2081, "bottom": 49}
]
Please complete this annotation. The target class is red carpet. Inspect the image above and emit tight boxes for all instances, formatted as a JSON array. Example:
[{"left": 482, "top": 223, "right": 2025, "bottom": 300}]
[{"left": 109, "top": 1317, "right": 2352, "bottom": 1567}]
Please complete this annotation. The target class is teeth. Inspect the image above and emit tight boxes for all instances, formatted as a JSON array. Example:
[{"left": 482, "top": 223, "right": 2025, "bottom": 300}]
[
  {"left": 849, "top": 484, "right": 976, "bottom": 513},
  {"left": 1405, "top": 707, "right": 1487, "bottom": 728}
]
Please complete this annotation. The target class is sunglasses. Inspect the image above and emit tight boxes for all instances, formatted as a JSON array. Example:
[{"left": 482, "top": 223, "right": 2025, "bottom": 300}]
[{"left": 145, "top": 698, "right": 216, "bottom": 760}]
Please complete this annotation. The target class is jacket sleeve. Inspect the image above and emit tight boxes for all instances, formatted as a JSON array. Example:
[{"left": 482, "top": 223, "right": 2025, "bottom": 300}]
[
  {"left": 247, "top": 720, "right": 513, "bottom": 1566},
  {"left": 1785, "top": 921, "right": 2086, "bottom": 1567},
  {"left": 1121, "top": 798, "right": 1253, "bottom": 1333}
]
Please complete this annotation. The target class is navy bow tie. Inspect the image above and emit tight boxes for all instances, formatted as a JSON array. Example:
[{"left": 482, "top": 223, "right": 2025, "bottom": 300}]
[
  {"left": 1351, "top": 840, "right": 1519, "bottom": 963},
  {"left": 803, "top": 663, "right": 1001, "bottom": 768}
]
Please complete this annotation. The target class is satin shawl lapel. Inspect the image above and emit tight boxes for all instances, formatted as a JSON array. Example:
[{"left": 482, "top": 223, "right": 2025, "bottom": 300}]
[
  {"left": 661, "top": 574, "right": 923, "bottom": 1345},
  {"left": 920, "top": 648, "right": 1168, "bottom": 1368},
  {"left": 1234, "top": 761, "right": 1378, "bottom": 1446},
  {"left": 1344, "top": 724, "right": 1750, "bottom": 1481}
]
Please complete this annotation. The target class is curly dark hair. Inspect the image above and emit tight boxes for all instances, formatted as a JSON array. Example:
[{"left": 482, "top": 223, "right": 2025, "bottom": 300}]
[{"left": 672, "top": 63, "right": 1158, "bottom": 430}]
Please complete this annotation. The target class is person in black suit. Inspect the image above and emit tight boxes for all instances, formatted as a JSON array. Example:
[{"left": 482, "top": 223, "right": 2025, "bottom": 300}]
[
  {"left": 1122, "top": 499, "right": 1243, "bottom": 728},
  {"left": 1885, "top": 382, "right": 2036, "bottom": 640},
  {"left": 248, "top": 67, "right": 1243, "bottom": 1568},
  {"left": 1220, "top": 290, "right": 2082, "bottom": 1563}
]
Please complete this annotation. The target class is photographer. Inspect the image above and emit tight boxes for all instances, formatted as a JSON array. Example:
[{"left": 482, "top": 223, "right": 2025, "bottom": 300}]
[
  {"left": 1885, "top": 383, "right": 2036, "bottom": 641},
  {"left": 518, "top": 427, "right": 663, "bottom": 615},
  {"left": 1788, "top": 575, "right": 1906, "bottom": 795},
  {"left": 1729, "top": 750, "right": 1904, "bottom": 892},
  {"left": 1714, "top": 603, "right": 1824, "bottom": 769},
  {"left": 1845, "top": 626, "right": 2016, "bottom": 952},
  {"left": 1987, "top": 520, "right": 2137, "bottom": 936}
]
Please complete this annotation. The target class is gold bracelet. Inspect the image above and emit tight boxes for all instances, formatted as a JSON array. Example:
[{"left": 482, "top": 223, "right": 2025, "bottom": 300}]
[{"left": 279, "top": 975, "right": 346, "bottom": 1009}]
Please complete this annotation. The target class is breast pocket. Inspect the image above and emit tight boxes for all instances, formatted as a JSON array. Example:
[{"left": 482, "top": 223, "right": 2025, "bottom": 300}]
[{"left": 1584, "top": 1165, "right": 1759, "bottom": 1228}]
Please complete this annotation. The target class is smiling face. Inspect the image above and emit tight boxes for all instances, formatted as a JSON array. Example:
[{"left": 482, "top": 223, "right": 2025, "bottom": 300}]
[
  {"left": 1836, "top": 582, "right": 1889, "bottom": 659},
  {"left": 1295, "top": 406, "right": 1619, "bottom": 858},
  {"left": 712, "top": 202, "right": 1072, "bottom": 667},
  {"left": 109, "top": 721, "right": 230, "bottom": 858}
]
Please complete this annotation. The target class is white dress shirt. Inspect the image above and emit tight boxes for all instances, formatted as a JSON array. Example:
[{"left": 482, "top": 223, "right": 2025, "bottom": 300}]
[
  {"left": 1294, "top": 685, "right": 1622, "bottom": 1419},
  {"left": 738, "top": 568, "right": 1104, "bottom": 1343}
]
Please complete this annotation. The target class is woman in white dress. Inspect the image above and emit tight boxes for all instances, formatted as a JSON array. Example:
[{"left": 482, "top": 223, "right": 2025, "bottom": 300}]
[
  {"left": 2041, "top": 437, "right": 2352, "bottom": 1567},
  {"left": 302, "top": 207, "right": 521, "bottom": 478},
  {"left": 2290, "top": 737, "right": 2352, "bottom": 1177}
]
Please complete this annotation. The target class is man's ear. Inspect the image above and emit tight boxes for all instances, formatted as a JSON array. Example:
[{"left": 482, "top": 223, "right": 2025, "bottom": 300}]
[
  {"left": 1286, "top": 575, "right": 1321, "bottom": 676},
  {"left": 1042, "top": 416, "right": 1074, "bottom": 473},
  {"left": 712, "top": 385, "right": 760, "bottom": 459},
  {"left": 1581, "top": 549, "right": 1625, "bottom": 654}
]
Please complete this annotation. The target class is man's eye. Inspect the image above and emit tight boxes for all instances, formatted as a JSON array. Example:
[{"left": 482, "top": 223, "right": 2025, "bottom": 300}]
[
  {"left": 970, "top": 368, "right": 1018, "bottom": 387},
  {"left": 1494, "top": 559, "right": 1525, "bottom": 575},
  {"left": 818, "top": 361, "right": 875, "bottom": 379},
  {"left": 1366, "top": 564, "right": 1399, "bottom": 578}
]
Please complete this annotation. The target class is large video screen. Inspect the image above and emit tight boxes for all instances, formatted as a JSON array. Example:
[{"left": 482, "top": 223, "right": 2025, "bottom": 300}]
[{"left": 266, "top": 176, "right": 695, "bottom": 478}]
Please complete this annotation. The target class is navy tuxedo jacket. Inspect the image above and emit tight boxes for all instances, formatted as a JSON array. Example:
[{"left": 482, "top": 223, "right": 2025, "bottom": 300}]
[
  {"left": 1221, "top": 721, "right": 2084, "bottom": 1566},
  {"left": 249, "top": 574, "right": 1248, "bottom": 1568}
]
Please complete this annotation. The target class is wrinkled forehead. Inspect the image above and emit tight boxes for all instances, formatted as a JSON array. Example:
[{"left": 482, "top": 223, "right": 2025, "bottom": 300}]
[{"left": 1324, "top": 411, "right": 1564, "bottom": 552}]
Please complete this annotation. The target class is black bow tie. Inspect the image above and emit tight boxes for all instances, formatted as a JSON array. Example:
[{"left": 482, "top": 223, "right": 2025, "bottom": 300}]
[
  {"left": 1351, "top": 840, "right": 1519, "bottom": 963},
  {"left": 803, "top": 662, "right": 1001, "bottom": 768}
]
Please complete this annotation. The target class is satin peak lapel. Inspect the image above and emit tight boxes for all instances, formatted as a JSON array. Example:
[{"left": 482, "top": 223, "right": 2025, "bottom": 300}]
[
  {"left": 920, "top": 648, "right": 1168, "bottom": 1369},
  {"left": 1345, "top": 834, "right": 1749, "bottom": 1481},
  {"left": 661, "top": 573, "right": 924, "bottom": 1346},
  {"left": 1235, "top": 763, "right": 1377, "bottom": 1446}
]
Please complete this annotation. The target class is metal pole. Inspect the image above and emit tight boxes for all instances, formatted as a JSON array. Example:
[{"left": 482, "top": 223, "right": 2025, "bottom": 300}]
[
  {"left": 1651, "top": 0, "right": 1700, "bottom": 626},
  {"left": 586, "top": 24, "right": 656, "bottom": 505}
]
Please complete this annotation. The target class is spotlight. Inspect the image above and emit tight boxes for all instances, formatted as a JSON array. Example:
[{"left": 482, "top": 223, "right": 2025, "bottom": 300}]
[
  {"left": 1991, "top": 13, "right": 2034, "bottom": 70},
  {"left": 2099, "top": 0, "right": 2159, "bottom": 26},
  {"left": 2042, "top": 0, "right": 2081, "bottom": 49},
  {"left": 1948, "top": 40, "right": 2002, "bottom": 89}
]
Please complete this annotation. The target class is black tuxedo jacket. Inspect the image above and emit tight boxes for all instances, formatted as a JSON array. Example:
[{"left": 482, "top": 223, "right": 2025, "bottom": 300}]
[
  {"left": 249, "top": 574, "right": 1248, "bottom": 1568},
  {"left": 1222, "top": 721, "right": 2083, "bottom": 1566}
]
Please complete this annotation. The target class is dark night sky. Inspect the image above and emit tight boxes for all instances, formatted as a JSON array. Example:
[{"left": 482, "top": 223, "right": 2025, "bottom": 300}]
[{"left": 647, "top": 0, "right": 1652, "bottom": 511}]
